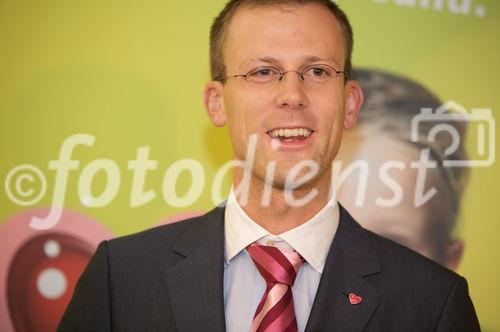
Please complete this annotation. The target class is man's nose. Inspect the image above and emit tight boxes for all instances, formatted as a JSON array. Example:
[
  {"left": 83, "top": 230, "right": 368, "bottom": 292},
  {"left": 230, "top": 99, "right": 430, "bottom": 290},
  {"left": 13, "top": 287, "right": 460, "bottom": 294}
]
[{"left": 274, "top": 72, "right": 309, "bottom": 110}]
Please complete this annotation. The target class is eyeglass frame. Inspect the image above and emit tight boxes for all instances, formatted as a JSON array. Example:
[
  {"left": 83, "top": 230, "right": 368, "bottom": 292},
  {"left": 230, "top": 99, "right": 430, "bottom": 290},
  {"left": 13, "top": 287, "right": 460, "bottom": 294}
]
[{"left": 216, "top": 63, "right": 345, "bottom": 84}]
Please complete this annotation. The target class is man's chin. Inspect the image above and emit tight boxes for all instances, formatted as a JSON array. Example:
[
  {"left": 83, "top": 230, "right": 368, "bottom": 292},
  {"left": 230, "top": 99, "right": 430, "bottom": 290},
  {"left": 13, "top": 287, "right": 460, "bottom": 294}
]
[
  {"left": 244, "top": 158, "right": 328, "bottom": 192},
  {"left": 263, "top": 174, "right": 322, "bottom": 193}
]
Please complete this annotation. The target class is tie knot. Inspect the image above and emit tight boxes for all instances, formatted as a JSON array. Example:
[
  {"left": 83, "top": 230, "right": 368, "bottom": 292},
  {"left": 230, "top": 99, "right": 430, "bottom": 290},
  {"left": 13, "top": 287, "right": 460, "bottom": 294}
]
[{"left": 247, "top": 243, "right": 304, "bottom": 286}]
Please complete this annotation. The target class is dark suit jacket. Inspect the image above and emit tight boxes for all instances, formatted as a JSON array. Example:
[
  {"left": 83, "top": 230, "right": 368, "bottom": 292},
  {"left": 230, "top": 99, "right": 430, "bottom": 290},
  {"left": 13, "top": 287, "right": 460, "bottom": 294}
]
[{"left": 58, "top": 205, "right": 480, "bottom": 331}]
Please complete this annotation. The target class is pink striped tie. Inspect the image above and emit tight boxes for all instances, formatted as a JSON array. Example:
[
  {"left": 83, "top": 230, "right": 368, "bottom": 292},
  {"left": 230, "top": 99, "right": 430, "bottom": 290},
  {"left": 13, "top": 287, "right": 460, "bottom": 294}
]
[{"left": 247, "top": 243, "right": 304, "bottom": 332}]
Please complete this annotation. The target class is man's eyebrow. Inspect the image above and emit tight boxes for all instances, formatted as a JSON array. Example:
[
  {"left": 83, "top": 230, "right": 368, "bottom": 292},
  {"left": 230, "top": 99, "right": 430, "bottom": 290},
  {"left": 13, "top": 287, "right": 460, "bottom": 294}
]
[
  {"left": 243, "top": 55, "right": 341, "bottom": 67},
  {"left": 244, "top": 56, "right": 281, "bottom": 66},
  {"left": 303, "top": 55, "right": 341, "bottom": 67}
]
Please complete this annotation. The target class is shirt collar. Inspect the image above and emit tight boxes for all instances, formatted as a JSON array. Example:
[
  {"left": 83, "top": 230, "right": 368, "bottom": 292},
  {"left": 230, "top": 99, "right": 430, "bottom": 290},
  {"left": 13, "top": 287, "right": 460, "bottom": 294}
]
[{"left": 224, "top": 191, "right": 339, "bottom": 273}]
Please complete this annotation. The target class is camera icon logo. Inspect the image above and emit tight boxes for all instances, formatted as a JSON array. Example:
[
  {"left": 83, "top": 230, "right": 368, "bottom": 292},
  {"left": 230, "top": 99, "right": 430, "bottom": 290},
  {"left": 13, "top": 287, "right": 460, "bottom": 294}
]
[{"left": 411, "top": 100, "right": 495, "bottom": 167}]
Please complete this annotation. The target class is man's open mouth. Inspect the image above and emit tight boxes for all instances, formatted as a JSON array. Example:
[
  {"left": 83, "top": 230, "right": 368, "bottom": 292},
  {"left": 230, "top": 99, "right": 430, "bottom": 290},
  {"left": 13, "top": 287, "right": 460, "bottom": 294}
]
[{"left": 267, "top": 128, "right": 314, "bottom": 142}]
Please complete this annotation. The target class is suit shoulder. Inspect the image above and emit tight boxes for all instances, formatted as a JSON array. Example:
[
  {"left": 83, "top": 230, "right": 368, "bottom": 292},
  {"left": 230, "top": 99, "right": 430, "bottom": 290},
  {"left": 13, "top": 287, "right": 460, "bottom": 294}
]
[
  {"left": 358, "top": 227, "right": 479, "bottom": 330},
  {"left": 104, "top": 213, "right": 208, "bottom": 262},
  {"left": 365, "top": 228, "right": 460, "bottom": 285},
  {"left": 111, "top": 216, "right": 197, "bottom": 245}
]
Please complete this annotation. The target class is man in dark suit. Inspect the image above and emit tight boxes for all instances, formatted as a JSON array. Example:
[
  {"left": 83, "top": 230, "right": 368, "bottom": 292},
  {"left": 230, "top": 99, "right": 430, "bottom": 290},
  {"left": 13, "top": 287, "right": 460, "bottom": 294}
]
[{"left": 59, "top": 0, "right": 480, "bottom": 331}]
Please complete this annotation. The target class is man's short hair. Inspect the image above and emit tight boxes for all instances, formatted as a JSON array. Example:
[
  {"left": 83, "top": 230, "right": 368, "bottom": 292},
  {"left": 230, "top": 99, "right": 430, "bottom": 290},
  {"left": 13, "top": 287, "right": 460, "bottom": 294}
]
[{"left": 209, "top": 0, "right": 353, "bottom": 83}]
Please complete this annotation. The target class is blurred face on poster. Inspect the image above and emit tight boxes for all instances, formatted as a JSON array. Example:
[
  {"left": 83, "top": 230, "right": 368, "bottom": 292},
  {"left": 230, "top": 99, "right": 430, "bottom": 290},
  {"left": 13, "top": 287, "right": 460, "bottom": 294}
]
[
  {"left": 203, "top": 3, "right": 363, "bottom": 194},
  {"left": 335, "top": 69, "right": 468, "bottom": 271}
]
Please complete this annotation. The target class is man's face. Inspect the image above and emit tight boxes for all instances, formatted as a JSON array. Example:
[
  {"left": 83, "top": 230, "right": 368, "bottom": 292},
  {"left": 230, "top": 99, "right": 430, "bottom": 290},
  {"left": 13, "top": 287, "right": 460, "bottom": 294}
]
[{"left": 206, "top": 4, "right": 361, "bottom": 190}]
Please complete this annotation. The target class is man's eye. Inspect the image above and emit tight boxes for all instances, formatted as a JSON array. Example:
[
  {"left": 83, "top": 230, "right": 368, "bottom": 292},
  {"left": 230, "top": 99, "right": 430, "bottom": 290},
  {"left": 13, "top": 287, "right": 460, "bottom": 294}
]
[
  {"left": 254, "top": 68, "right": 272, "bottom": 76},
  {"left": 259, "top": 69, "right": 272, "bottom": 76},
  {"left": 308, "top": 67, "right": 329, "bottom": 76},
  {"left": 249, "top": 67, "right": 276, "bottom": 77}
]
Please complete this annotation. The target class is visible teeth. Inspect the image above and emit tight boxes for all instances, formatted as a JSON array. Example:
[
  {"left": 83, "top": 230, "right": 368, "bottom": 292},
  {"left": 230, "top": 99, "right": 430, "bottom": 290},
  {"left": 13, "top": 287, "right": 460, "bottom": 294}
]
[{"left": 270, "top": 128, "right": 312, "bottom": 138}]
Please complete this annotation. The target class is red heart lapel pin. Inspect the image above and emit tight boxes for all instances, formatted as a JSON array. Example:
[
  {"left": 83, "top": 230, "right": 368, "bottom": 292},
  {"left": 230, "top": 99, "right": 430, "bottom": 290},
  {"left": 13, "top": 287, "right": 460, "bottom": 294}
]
[{"left": 348, "top": 292, "right": 362, "bottom": 305}]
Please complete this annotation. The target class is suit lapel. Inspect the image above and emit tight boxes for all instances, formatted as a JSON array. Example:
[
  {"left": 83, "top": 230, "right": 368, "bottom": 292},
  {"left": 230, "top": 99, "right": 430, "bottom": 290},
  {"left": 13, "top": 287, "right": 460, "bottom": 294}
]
[
  {"left": 305, "top": 205, "right": 382, "bottom": 332},
  {"left": 163, "top": 206, "right": 226, "bottom": 332},
  {"left": 162, "top": 204, "right": 381, "bottom": 332}
]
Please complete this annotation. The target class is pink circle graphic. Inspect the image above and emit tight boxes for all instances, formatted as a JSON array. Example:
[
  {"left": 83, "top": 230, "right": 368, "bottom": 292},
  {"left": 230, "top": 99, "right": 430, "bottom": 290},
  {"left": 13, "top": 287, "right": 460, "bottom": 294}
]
[{"left": 0, "top": 208, "right": 114, "bottom": 332}]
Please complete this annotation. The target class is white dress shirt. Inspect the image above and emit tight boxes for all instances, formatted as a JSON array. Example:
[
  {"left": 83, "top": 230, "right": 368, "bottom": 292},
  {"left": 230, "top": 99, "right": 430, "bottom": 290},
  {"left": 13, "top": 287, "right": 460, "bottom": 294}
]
[{"left": 223, "top": 191, "right": 339, "bottom": 332}]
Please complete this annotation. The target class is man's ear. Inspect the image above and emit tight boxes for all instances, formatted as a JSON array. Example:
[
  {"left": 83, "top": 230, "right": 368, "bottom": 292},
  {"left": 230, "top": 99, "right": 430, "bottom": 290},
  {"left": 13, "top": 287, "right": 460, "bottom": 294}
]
[
  {"left": 203, "top": 81, "right": 226, "bottom": 127},
  {"left": 343, "top": 80, "right": 364, "bottom": 130}
]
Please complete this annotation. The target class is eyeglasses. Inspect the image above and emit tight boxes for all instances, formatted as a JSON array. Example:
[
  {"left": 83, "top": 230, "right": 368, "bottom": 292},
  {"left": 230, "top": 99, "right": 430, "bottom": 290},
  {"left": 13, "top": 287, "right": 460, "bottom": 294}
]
[{"left": 218, "top": 64, "right": 344, "bottom": 85}]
